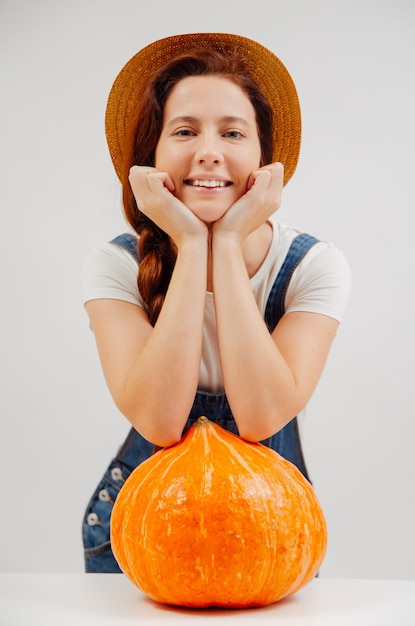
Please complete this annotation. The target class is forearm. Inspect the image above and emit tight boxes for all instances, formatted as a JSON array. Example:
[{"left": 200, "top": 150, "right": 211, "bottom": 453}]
[
  {"left": 120, "top": 238, "right": 208, "bottom": 446},
  {"left": 212, "top": 234, "right": 302, "bottom": 441}
]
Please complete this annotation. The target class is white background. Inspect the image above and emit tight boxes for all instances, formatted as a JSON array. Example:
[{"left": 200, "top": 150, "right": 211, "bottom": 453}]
[{"left": 0, "top": 0, "right": 414, "bottom": 579}]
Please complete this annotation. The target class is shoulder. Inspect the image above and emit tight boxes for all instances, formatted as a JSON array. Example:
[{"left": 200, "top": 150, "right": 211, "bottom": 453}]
[
  {"left": 272, "top": 221, "right": 352, "bottom": 323},
  {"left": 275, "top": 221, "right": 350, "bottom": 278},
  {"left": 286, "top": 235, "right": 351, "bottom": 322},
  {"left": 81, "top": 237, "right": 143, "bottom": 307}
]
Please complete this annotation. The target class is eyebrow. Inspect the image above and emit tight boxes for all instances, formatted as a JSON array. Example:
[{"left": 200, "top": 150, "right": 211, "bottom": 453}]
[{"left": 165, "top": 115, "right": 252, "bottom": 128}]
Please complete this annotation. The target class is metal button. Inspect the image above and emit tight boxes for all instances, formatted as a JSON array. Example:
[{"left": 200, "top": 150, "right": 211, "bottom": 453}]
[
  {"left": 87, "top": 512, "right": 100, "bottom": 526},
  {"left": 111, "top": 467, "right": 124, "bottom": 482},
  {"left": 98, "top": 489, "right": 112, "bottom": 503}
]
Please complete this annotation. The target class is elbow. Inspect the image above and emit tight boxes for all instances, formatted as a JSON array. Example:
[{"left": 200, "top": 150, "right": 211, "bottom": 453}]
[
  {"left": 131, "top": 415, "right": 184, "bottom": 449},
  {"left": 236, "top": 418, "right": 275, "bottom": 443},
  {"left": 148, "top": 428, "right": 184, "bottom": 449},
  {"left": 238, "top": 426, "right": 276, "bottom": 443},
  {"left": 115, "top": 398, "right": 185, "bottom": 448},
  {"left": 236, "top": 406, "right": 300, "bottom": 443}
]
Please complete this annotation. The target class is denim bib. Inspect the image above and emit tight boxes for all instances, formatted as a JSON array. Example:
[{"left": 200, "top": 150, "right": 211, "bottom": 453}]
[{"left": 82, "top": 231, "right": 319, "bottom": 572}]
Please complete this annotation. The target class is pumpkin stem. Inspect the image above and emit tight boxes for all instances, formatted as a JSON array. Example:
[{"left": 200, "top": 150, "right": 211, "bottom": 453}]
[{"left": 197, "top": 416, "right": 209, "bottom": 424}]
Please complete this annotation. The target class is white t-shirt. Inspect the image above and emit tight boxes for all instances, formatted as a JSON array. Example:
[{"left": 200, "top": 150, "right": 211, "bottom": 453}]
[{"left": 82, "top": 219, "right": 351, "bottom": 392}]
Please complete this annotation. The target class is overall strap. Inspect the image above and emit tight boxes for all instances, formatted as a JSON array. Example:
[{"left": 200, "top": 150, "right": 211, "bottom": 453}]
[
  {"left": 260, "top": 232, "right": 319, "bottom": 481},
  {"left": 110, "top": 233, "right": 140, "bottom": 261},
  {"left": 264, "top": 233, "right": 319, "bottom": 332}
]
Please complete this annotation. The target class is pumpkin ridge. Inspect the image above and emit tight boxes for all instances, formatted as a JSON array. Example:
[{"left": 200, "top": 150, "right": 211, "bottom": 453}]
[
  {"left": 129, "top": 425, "right": 214, "bottom": 599},
  {"left": 124, "top": 441, "right": 196, "bottom": 590},
  {"left": 193, "top": 423, "right": 286, "bottom": 603},
  {"left": 111, "top": 451, "right": 167, "bottom": 583},
  {"left": 111, "top": 442, "right": 184, "bottom": 583},
  {"left": 203, "top": 422, "right": 327, "bottom": 602},
  {"left": 206, "top": 425, "right": 304, "bottom": 602}
]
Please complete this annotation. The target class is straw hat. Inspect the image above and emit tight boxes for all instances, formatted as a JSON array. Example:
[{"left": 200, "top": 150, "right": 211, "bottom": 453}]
[{"left": 105, "top": 33, "right": 301, "bottom": 185}]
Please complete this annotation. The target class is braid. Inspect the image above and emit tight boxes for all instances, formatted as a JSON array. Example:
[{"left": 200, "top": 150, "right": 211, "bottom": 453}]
[{"left": 136, "top": 218, "right": 177, "bottom": 326}]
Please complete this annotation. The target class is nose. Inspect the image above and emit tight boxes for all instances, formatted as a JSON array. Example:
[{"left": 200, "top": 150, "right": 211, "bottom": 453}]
[{"left": 194, "top": 134, "right": 223, "bottom": 166}]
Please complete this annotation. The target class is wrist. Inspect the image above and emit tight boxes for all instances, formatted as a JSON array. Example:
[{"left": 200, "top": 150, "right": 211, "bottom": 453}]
[
  {"left": 176, "top": 233, "right": 209, "bottom": 257},
  {"left": 211, "top": 227, "right": 243, "bottom": 251}
]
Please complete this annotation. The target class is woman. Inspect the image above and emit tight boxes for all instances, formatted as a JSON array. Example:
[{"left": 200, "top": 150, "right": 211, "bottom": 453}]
[{"left": 81, "top": 33, "right": 351, "bottom": 572}]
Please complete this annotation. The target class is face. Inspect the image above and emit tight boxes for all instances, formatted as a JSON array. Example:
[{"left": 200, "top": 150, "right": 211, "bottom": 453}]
[{"left": 154, "top": 75, "right": 262, "bottom": 223}]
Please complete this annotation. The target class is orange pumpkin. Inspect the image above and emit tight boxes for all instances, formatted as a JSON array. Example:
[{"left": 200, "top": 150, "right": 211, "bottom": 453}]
[{"left": 110, "top": 417, "right": 327, "bottom": 608}]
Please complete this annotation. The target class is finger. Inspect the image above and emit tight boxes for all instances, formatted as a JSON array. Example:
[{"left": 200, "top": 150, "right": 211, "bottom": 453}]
[
  {"left": 249, "top": 168, "right": 271, "bottom": 191},
  {"left": 129, "top": 165, "right": 157, "bottom": 179},
  {"left": 156, "top": 171, "right": 176, "bottom": 193},
  {"left": 147, "top": 171, "right": 175, "bottom": 193},
  {"left": 269, "top": 164, "right": 284, "bottom": 200},
  {"left": 254, "top": 162, "right": 284, "bottom": 179},
  {"left": 246, "top": 171, "right": 256, "bottom": 191},
  {"left": 129, "top": 165, "right": 158, "bottom": 174},
  {"left": 129, "top": 166, "right": 154, "bottom": 192},
  {"left": 269, "top": 162, "right": 284, "bottom": 183},
  {"left": 261, "top": 161, "right": 284, "bottom": 173}
]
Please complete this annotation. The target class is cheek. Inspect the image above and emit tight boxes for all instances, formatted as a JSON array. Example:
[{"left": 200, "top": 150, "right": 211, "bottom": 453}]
[
  {"left": 154, "top": 142, "right": 167, "bottom": 170},
  {"left": 154, "top": 142, "right": 184, "bottom": 172}
]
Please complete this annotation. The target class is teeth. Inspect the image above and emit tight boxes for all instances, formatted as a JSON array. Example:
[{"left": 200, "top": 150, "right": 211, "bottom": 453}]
[{"left": 190, "top": 179, "right": 227, "bottom": 188}]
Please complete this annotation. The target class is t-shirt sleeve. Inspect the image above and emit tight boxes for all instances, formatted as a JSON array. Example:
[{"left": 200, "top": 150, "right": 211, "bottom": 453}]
[
  {"left": 81, "top": 242, "right": 145, "bottom": 309},
  {"left": 284, "top": 242, "right": 352, "bottom": 322}
]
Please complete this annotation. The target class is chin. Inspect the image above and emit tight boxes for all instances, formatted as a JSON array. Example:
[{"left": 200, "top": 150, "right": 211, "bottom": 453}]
[
  {"left": 184, "top": 196, "right": 234, "bottom": 224},
  {"left": 190, "top": 205, "right": 230, "bottom": 224}
]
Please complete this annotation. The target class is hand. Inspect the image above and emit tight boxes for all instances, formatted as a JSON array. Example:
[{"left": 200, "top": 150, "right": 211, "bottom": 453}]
[
  {"left": 212, "top": 162, "right": 284, "bottom": 241},
  {"left": 129, "top": 166, "right": 208, "bottom": 245}
]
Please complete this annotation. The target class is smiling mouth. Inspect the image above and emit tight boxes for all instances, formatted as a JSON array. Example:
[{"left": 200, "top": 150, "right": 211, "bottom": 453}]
[{"left": 184, "top": 179, "right": 232, "bottom": 188}]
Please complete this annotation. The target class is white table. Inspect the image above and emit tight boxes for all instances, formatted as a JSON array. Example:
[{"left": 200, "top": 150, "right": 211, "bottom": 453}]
[{"left": 1, "top": 574, "right": 414, "bottom": 625}]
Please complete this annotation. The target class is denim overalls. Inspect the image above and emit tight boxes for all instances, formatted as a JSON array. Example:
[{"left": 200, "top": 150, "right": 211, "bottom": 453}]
[{"left": 82, "top": 232, "right": 318, "bottom": 573}]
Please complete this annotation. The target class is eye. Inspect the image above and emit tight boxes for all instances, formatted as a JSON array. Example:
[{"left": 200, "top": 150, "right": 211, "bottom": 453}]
[
  {"left": 174, "top": 128, "right": 196, "bottom": 137},
  {"left": 224, "top": 130, "right": 244, "bottom": 140}
]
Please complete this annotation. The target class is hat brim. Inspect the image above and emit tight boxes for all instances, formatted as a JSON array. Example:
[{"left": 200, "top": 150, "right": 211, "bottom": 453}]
[{"left": 105, "top": 32, "right": 301, "bottom": 185}]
